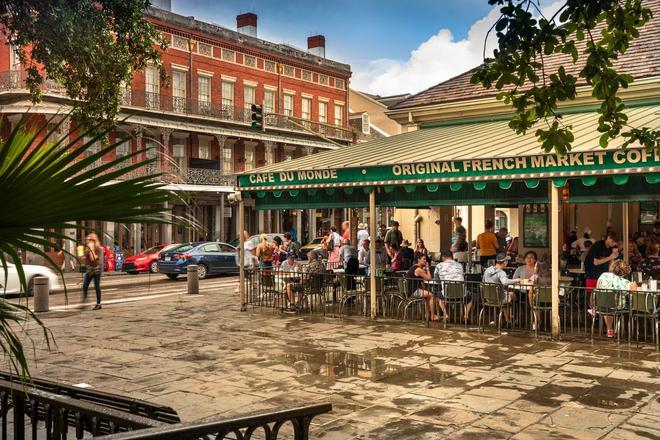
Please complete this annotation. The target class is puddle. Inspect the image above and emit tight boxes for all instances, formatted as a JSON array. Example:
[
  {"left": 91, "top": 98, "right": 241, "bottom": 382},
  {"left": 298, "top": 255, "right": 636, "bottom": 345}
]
[
  {"left": 280, "top": 348, "right": 402, "bottom": 380},
  {"left": 576, "top": 385, "right": 647, "bottom": 410}
]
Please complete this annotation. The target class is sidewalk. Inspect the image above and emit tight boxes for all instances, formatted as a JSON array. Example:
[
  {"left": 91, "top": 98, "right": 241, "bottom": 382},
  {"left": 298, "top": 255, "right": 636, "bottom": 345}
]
[{"left": 55, "top": 271, "right": 172, "bottom": 293}]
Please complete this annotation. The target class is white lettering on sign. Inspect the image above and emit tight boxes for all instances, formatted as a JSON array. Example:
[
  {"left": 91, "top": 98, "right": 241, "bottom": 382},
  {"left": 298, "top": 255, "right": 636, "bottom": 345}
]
[
  {"left": 248, "top": 173, "right": 275, "bottom": 184},
  {"left": 296, "top": 169, "right": 339, "bottom": 181}
]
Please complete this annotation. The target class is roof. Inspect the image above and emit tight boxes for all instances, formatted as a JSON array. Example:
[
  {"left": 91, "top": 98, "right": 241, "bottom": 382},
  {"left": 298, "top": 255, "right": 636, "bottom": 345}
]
[
  {"left": 146, "top": 7, "right": 351, "bottom": 75},
  {"left": 390, "top": 0, "right": 660, "bottom": 110},
  {"left": 244, "top": 103, "right": 659, "bottom": 174}
]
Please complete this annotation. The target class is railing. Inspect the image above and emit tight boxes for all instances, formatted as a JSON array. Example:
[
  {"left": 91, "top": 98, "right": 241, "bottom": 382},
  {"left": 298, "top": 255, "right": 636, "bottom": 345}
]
[
  {"left": 0, "top": 378, "right": 166, "bottom": 439},
  {"left": 99, "top": 404, "right": 332, "bottom": 439},
  {"left": 0, "top": 70, "right": 355, "bottom": 143},
  {"left": 244, "top": 267, "right": 660, "bottom": 345}
]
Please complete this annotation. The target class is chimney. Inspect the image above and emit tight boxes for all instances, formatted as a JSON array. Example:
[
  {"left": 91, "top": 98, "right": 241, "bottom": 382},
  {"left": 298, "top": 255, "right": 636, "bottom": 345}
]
[
  {"left": 307, "top": 35, "right": 325, "bottom": 58},
  {"left": 237, "top": 13, "right": 257, "bottom": 37}
]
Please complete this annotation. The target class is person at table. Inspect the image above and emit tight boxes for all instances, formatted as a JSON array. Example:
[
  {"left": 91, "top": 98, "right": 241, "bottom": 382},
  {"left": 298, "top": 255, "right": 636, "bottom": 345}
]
[
  {"left": 584, "top": 230, "right": 620, "bottom": 311},
  {"left": 390, "top": 243, "right": 403, "bottom": 271},
  {"left": 280, "top": 252, "right": 298, "bottom": 271},
  {"left": 401, "top": 240, "right": 415, "bottom": 270},
  {"left": 357, "top": 223, "right": 369, "bottom": 250},
  {"left": 434, "top": 251, "right": 470, "bottom": 321},
  {"left": 384, "top": 221, "right": 404, "bottom": 260},
  {"left": 477, "top": 220, "right": 499, "bottom": 267},
  {"left": 638, "top": 242, "right": 659, "bottom": 279},
  {"left": 513, "top": 251, "right": 541, "bottom": 329},
  {"left": 413, "top": 239, "right": 428, "bottom": 262},
  {"left": 406, "top": 254, "right": 445, "bottom": 322},
  {"left": 483, "top": 253, "right": 522, "bottom": 325},
  {"left": 596, "top": 260, "right": 638, "bottom": 338},
  {"left": 374, "top": 239, "right": 388, "bottom": 266},
  {"left": 285, "top": 250, "right": 325, "bottom": 312},
  {"left": 340, "top": 239, "right": 360, "bottom": 288},
  {"left": 358, "top": 238, "right": 371, "bottom": 267}
]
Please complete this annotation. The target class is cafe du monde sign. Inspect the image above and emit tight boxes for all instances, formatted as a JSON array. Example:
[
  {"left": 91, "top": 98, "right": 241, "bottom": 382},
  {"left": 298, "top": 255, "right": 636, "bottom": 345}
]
[{"left": 239, "top": 148, "right": 659, "bottom": 189}]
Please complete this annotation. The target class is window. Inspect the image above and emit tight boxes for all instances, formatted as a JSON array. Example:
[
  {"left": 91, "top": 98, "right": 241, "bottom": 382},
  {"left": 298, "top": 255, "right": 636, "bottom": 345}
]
[
  {"left": 221, "top": 81, "right": 234, "bottom": 109},
  {"left": 172, "top": 70, "right": 186, "bottom": 113},
  {"left": 116, "top": 138, "right": 131, "bottom": 165},
  {"left": 243, "top": 85, "right": 255, "bottom": 109},
  {"left": 264, "top": 90, "right": 275, "bottom": 114},
  {"left": 9, "top": 44, "right": 20, "bottom": 70},
  {"left": 265, "top": 146, "right": 275, "bottom": 165},
  {"left": 222, "top": 146, "right": 233, "bottom": 174},
  {"left": 198, "top": 75, "right": 211, "bottom": 110},
  {"left": 334, "top": 104, "right": 343, "bottom": 126},
  {"left": 145, "top": 65, "right": 160, "bottom": 109},
  {"left": 172, "top": 143, "right": 186, "bottom": 170},
  {"left": 198, "top": 138, "right": 211, "bottom": 160},
  {"left": 222, "top": 48, "right": 235, "bottom": 62},
  {"left": 244, "top": 146, "right": 255, "bottom": 171},
  {"left": 361, "top": 113, "right": 370, "bottom": 134},
  {"left": 283, "top": 94, "right": 294, "bottom": 117},
  {"left": 318, "top": 101, "right": 327, "bottom": 123},
  {"left": 202, "top": 243, "right": 220, "bottom": 253},
  {"left": 145, "top": 139, "right": 160, "bottom": 173},
  {"left": 301, "top": 97, "right": 311, "bottom": 120}
]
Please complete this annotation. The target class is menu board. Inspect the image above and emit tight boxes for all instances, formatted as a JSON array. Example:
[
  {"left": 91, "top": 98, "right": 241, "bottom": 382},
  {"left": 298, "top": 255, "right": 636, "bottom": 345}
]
[{"left": 523, "top": 204, "right": 548, "bottom": 248}]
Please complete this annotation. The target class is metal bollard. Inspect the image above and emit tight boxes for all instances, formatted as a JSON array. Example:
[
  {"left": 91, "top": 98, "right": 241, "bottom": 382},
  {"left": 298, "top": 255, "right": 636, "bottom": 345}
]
[
  {"left": 33, "top": 276, "right": 50, "bottom": 312},
  {"left": 187, "top": 264, "right": 199, "bottom": 294}
]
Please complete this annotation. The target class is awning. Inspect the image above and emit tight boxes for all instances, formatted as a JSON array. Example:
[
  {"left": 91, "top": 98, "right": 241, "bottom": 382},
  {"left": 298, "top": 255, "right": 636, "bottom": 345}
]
[{"left": 238, "top": 103, "right": 659, "bottom": 192}]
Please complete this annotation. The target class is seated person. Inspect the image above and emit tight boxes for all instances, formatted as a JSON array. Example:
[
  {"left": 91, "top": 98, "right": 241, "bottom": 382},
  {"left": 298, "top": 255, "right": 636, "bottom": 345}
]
[
  {"left": 434, "top": 251, "right": 471, "bottom": 321},
  {"left": 482, "top": 253, "right": 522, "bottom": 325},
  {"left": 513, "top": 251, "right": 541, "bottom": 329},
  {"left": 406, "top": 254, "right": 446, "bottom": 322},
  {"left": 401, "top": 240, "right": 415, "bottom": 269},
  {"left": 596, "top": 260, "right": 637, "bottom": 338},
  {"left": 358, "top": 238, "right": 371, "bottom": 273},
  {"left": 340, "top": 239, "right": 359, "bottom": 288},
  {"left": 638, "top": 243, "right": 659, "bottom": 279},
  {"left": 285, "top": 250, "right": 325, "bottom": 311},
  {"left": 280, "top": 253, "right": 298, "bottom": 271}
]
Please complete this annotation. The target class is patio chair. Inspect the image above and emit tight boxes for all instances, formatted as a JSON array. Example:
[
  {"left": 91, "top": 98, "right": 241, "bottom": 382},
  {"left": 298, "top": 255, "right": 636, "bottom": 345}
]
[
  {"left": 628, "top": 291, "right": 658, "bottom": 348},
  {"left": 442, "top": 280, "right": 468, "bottom": 328},
  {"left": 399, "top": 276, "right": 427, "bottom": 323},
  {"left": 259, "top": 270, "right": 283, "bottom": 311},
  {"left": 591, "top": 288, "right": 629, "bottom": 344},
  {"left": 530, "top": 286, "right": 554, "bottom": 337},
  {"left": 363, "top": 275, "right": 385, "bottom": 316},
  {"left": 478, "top": 283, "right": 507, "bottom": 334},
  {"left": 299, "top": 272, "right": 327, "bottom": 315},
  {"left": 338, "top": 273, "right": 362, "bottom": 316},
  {"left": 382, "top": 276, "right": 406, "bottom": 318}
]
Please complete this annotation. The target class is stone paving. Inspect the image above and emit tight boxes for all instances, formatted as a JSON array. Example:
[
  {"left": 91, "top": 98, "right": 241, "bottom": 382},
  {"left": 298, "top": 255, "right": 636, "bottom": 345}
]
[{"left": 19, "top": 281, "right": 660, "bottom": 439}]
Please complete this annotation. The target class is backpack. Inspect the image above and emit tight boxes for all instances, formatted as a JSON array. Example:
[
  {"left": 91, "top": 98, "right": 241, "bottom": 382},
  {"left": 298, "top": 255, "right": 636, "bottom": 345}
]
[{"left": 326, "top": 235, "right": 334, "bottom": 251}]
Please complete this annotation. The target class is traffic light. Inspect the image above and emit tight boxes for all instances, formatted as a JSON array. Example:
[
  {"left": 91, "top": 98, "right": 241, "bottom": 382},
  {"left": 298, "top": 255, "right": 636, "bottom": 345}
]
[{"left": 250, "top": 104, "right": 264, "bottom": 131}]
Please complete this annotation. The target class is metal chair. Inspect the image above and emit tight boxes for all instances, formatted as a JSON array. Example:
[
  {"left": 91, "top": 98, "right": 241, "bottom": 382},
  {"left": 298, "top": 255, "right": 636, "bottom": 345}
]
[
  {"left": 591, "top": 288, "right": 629, "bottom": 343},
  {"left": 442, "top": 280, "right": 468, "bottom": 327},
  {"left": 299, "top": 272, "right": 327, "bottom": 315},
  {"left": 259, "top": 270, "right": 283, "bottom": 311},
  {"left": 530, "top": 286, "right": 554, "bottom": 337},
  {"left": 628, "top": 291, "right": 658, "bottom": 347},
  {"left": 478, "top": 283, "right": 507, "bottom": 333},
  {"left": 399, "top": 276, "right": 427, "bottom": 322},
  {"left": 338, "top": 273, "right": 361, "bottom": 316}
]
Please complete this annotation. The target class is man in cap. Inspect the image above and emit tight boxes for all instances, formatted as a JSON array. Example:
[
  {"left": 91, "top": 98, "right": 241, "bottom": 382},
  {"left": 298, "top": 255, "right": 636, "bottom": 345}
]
[{"left": 482, "top": 253, "right": 522, "bottom": 325}]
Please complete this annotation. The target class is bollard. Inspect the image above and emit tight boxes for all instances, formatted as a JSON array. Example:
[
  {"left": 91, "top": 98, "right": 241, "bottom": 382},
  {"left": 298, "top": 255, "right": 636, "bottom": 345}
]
[
  {"left": 33, "top": 276, "right": 50, "bottom": 312},
  {"left": 187, "top": 264, "right": 199, "bottom": 294}
]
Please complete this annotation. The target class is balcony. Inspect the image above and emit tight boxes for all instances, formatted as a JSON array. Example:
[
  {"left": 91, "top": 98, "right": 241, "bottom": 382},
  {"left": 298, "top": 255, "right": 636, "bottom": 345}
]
[{"left": 122, "top": 164, "right": 237, "bottom": 187}]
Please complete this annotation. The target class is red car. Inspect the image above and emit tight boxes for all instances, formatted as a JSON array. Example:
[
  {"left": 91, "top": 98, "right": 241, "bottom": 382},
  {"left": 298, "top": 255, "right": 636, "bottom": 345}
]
[{"left": 122, "top": 244, "right": 177, "bottom": 274}]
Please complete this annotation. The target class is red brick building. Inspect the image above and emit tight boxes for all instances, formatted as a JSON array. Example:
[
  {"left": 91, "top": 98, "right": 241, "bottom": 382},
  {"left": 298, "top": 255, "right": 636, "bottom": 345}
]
[{"left": 0, "top": 6, "right": 353, "bottom": 256}]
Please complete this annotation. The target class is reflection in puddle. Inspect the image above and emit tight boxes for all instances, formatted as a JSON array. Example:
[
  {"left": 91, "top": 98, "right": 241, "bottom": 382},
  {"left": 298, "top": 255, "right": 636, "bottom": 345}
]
[{"left": 283, "top": 350, "right": 401, "bottom": 380}]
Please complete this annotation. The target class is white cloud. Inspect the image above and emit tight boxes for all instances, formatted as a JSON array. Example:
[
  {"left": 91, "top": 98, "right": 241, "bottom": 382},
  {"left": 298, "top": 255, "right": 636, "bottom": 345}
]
[{"left": 352, "top": 0, "right": 564, "bottom": 97}]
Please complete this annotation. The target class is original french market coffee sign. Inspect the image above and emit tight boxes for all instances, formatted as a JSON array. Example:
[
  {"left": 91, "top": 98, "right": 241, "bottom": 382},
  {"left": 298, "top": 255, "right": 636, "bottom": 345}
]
[{"left": 239, "top": 149, "right": 659, "bottom": 190}]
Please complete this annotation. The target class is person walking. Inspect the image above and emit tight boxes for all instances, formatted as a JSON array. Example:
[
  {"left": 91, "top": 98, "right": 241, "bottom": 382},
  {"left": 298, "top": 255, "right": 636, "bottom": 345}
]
[
  {"left": 82, "top": 233, "right": 104, "bottom": 310},
  {"left": 384, "top": 221, "right": 403, "bottom": 260}
]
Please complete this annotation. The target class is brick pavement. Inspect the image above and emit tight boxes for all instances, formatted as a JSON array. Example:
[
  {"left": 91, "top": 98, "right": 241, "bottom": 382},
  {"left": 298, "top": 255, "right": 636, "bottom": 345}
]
[{"left": 19, "top": 282, "right": 660, "bottom": 439}]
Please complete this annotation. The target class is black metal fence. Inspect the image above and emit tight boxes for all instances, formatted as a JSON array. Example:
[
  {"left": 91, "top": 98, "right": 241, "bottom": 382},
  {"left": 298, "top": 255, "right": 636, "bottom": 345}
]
[{"left": 244, "top": 267, "right": 659, "bottom": 346}]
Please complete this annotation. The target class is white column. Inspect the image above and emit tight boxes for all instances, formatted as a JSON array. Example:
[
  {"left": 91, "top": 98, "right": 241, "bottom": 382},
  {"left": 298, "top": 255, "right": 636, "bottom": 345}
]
[
  {"left": 132, "top": 224, "right": 140, "bottom": 254},
  {"left": 296, "top": 210, "right": 303, "bottom": 242},
  {"left": 239, "top": 198, "right": 246, "bottom": 311},
  {"left": 369, "top": 189, "right": 377, "bottom": 320},
  {"left": 214, "top": 204, "right": 222, "bottom": 241},
  {"left": 623, "top": 203, "right": 629, "bottom": 264},
  {"left": 258, "top": 210, "right": 265, "bottom": 233},
  {"left": 104, "top": 222, "right": 114, "bottom": 247},
  {"left": 164, "top": 202, "right": 173, "bottom": 243},
  {"left": 550, "top": 182, "right": 561, "bottom": 338},
  {"left": 309, "top": 209, "right": 316, "bottom": 239},
  {"left": 219, "top": 194, "right": 226, "bottom": 242}
]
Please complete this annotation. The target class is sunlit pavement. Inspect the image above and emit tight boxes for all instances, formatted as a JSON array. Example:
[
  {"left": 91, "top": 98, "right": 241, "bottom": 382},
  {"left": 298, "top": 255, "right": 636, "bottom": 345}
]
[{"left": 20, "top": 279, "right": 660, "bottom": 439}]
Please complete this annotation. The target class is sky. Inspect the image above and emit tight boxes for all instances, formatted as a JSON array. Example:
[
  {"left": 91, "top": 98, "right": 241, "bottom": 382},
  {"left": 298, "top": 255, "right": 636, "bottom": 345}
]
[{"left": 170, "top": 0, "right": 561, "bottom": 97}]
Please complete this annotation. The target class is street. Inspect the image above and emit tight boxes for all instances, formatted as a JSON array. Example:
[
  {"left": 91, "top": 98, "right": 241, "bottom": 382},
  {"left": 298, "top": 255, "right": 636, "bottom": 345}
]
[{"left": 17, "top": 279, "right": 660, "bottom": 439}]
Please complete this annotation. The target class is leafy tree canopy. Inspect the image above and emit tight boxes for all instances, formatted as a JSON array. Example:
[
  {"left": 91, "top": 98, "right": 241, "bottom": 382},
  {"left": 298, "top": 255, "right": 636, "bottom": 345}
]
[
  {"left": 0, "top": 0, "right": 167, "bottom": 130},
  {"left": 471, "top": 0, "right": 659, "bottom": 155}
]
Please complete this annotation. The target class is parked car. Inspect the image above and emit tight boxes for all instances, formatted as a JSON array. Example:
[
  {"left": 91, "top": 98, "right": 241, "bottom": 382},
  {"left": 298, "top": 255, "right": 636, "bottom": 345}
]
[
  {"left": 122, "top": 244, "right": 177, "bottom": 274},
  {"left": 157, "top": 242, "right": 239, "bottom": 280},
  {"left": 299, "top": 237, "right": 325, "bottom": 260},
  {"left": 1, "top": 263, "right": 61, "bottom": 296}
]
